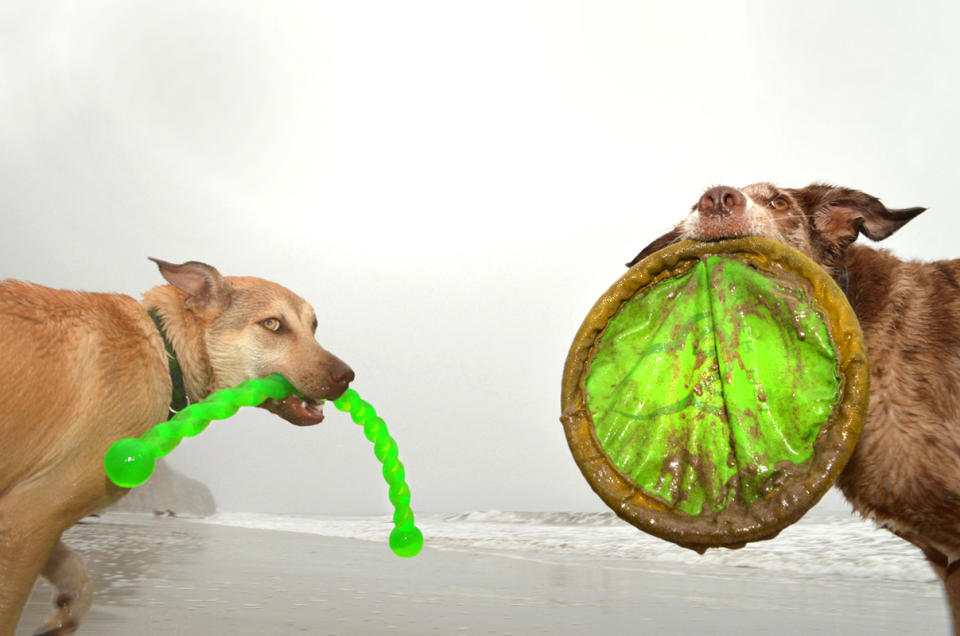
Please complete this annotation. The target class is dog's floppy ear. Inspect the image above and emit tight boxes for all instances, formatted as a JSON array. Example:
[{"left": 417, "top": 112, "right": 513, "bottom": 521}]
[
  {"left": 794, "top": 185, "right": 926, "bottom": 245},
  {"left": 626, "top": 227, "right": 682, "bottom": 267},
  {"left": 149, "top": 258, "right": 231, "bottom": 310}
]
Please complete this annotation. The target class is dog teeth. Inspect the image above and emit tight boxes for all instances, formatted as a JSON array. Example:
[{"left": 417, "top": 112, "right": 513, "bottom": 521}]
[{"left": 299, "top": 399, "right": 324, "bottom": 414}]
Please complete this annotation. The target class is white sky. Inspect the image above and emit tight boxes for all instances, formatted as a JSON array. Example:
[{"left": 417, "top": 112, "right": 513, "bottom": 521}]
[{"left": 1, "top": 1, "right": 957, "bottom": 514}]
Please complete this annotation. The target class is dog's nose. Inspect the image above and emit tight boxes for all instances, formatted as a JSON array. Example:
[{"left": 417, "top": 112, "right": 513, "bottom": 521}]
[
  {"left": 698, "top": 186, "right": 745, "bottom": 218},
  {"left": 332, "top": 363, "right": 355, "bottom": 389}
]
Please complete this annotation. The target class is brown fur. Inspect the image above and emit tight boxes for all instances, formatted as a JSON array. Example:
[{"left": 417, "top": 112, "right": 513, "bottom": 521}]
[
  {"left": 630, "top": 183, "right": 960, "bottom": 633},
  {"left": 0, "top": 259, "right": 353, "bottom": 635}
]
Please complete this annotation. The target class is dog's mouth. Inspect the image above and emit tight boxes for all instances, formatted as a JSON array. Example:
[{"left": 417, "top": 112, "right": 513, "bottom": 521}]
[
  {"left": 699, "top": 231, "right": 751, "bottom": 242},
  {"left": 261, "top": 395, "right": 326, "bottom": 427},
  {"left": 691, "top": 220, "right": 754, "bottom": 242}
]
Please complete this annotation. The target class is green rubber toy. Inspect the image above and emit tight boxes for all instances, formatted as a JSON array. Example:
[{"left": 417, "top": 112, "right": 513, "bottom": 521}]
[
  {"left": 105, "top": 375, "right": 423, "bottom": 558},
  {"left": 333, "top": 388, "right": 423, "bottom": 558}
]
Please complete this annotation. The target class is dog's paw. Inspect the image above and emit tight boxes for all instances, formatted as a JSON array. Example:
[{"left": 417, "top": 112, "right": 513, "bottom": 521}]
[
  {"left": 33, "top": 594, "right": 79, "bottom": 635},
  {"left": 32, "top": 620, "right": 78, "bottom": 636}
]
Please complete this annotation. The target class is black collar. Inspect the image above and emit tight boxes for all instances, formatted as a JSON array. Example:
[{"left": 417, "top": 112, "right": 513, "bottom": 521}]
[
  {"left": 837, "top": 265, "right": 850, "bottom": 296},
  {"left": 148, "top": 310, "right": 189, "bottom": 419}
]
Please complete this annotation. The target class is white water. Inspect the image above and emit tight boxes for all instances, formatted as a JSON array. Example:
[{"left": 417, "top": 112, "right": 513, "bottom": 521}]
[{"left": 195, "top": 507, "right": 936, "bottom": 586}]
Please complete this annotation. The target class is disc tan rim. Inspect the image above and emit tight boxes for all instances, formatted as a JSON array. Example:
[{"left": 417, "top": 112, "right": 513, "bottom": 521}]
[{"left": 560, "top": 237, "right": 869, "bottom": 550}]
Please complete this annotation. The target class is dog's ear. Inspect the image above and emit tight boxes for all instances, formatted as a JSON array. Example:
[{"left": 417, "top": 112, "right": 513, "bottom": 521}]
[
  {"left": 796, "top": 185, "right": 926, "bottom": 245},
  {"left": 860, "top": 205, "right": 927, "bottom": 241},
  {"left": 626, "top": 227, "right": 682, "bottom": 267},
  {"left": 149, "top": 258, "right": 231, "bottom": 310}
]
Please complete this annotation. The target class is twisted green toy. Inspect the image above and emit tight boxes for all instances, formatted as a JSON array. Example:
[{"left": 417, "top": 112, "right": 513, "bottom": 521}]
[{"left": 104, "top": 375, "right": 423, "bottom": 558}]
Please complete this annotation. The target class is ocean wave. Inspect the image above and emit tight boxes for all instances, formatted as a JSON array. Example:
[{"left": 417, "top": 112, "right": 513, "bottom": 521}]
[
  {"left": 442, "top": 510, "right": 624, "bottom": 526},
  {"left": 194, "top": 510, "right": 936, "bottom": 585}
]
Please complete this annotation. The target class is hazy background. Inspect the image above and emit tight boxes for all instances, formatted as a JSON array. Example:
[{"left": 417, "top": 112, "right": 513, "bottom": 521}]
[{"left": 1, "top": 1, "right": 957, "bottom": 514}]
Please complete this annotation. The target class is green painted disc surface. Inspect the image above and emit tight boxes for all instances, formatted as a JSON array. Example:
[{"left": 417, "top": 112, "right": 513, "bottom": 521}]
[
  {"left": 585, "top": 256, "right": 840, "bottom": 516},
  {"left": 561, "top": 238, "right": 869, "bottom": 551}
]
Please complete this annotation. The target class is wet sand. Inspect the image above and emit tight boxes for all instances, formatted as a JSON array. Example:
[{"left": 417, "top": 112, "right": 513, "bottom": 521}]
[{"left": 17, "top": 514, "right": 948, "bottom": 635}]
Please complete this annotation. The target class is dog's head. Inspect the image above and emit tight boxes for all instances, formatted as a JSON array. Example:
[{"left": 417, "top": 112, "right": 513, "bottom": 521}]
[
  {"left": 150, "top": 258, "right": 354, "bottom": 426},
  {"left": 627, "top": 182, "right": 926, "bottom": 280}
]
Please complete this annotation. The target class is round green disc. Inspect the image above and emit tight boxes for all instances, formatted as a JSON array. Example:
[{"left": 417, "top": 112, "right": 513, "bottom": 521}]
[
  {"left": 586, "top": 255, "right": 840, "bottom": 516},
  {"left": 561, "top": 238, "right": 869, "bottom": 551}
]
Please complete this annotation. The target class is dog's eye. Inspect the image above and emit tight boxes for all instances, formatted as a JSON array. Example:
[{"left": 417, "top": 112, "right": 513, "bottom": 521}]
[
  {"left": 261, "top": 318, "right": 282, "bottom": 333},
  {"left": 770, "top": 197, "right": 790, "bottom": 211}
]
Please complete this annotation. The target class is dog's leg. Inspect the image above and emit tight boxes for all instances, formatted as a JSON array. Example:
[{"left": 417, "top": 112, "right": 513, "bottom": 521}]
[
  {"left": 31, "top": 540, "right": 91, "bottom": 636},
  {"left": 0, "top": 498, "right": 64, "bottom": 636},
  {"left": 920, "top": 546, "right": 960, "bottom": 635}
]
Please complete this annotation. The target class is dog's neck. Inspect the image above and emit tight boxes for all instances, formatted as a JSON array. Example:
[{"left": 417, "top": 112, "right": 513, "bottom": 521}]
[
  {"left": 842, "top": 244, "right": 899, "bottom": 328},
  {"left": 148, "top": 309, "right": 189, "bottom": 417},
  {"left": 836, "top": 263, "right": 850, "bottom": 296},
  {"left": 141, "top": 285, "right": 217, "bottom": 404}
]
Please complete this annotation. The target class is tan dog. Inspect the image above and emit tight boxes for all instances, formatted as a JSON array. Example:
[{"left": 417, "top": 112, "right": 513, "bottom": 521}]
[
  {"left": 629, "top": 183, "right": 960, "bottom": 632},
  {"left": 0, "top": 259, "right": 353, "bottom": 635}
]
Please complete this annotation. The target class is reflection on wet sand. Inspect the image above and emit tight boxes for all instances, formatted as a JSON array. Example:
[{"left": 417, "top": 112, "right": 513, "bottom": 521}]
[{"left": 16, "top": 513, "right": 949, "bottom": 636}]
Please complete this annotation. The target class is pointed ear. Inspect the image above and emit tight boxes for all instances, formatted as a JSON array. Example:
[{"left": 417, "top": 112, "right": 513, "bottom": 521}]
[
  {"left": 149, "top": 258, "right": 231, "bottom": 310},
  {"left": 626, "top": 228, "right": 682, "bottom": 267},
  {"left": 858, "top": 205, "right": 927, "bottom": 241},
  {"left": 813, "top": 190, "right": 926, "bottom": 244}
]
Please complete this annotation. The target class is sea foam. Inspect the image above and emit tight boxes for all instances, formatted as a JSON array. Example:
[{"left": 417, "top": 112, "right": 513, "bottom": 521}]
[{"left": 195, "top": 507, "right": 936, "bottom": 585}]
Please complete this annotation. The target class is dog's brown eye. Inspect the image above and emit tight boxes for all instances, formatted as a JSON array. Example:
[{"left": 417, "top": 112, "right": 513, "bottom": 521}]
[
  {"left": 262, "top": 318, "right": 282, "bottom": 332},
  {"left": 770, "top": 197, "right": 789, "bottom": 211}
]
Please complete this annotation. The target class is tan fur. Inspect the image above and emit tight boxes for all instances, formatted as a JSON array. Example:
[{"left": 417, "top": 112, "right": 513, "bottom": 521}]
[
  {"left": 631, "top": 183, "right": 960, "bottom": 632},
  {"left": 0, "top": 260, "right": 352, "bottom": 635}
]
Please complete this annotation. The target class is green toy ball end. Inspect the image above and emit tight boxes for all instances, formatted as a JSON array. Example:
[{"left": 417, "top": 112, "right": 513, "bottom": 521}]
[
  {"left": 105, "top": 438, "right": 157, "bottom": 488},
  {"left": 389, "top": 524, "right": 423, "bottom": 558}
]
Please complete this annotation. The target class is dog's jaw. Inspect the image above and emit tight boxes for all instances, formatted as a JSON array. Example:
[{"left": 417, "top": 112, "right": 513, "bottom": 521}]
[
  {"left": 256, "top": 365, "right": 354, "bottom": 427},
  {"left": 679, "top": 211, "right": 760, "bottom": 242},
  {"left": 261, "top": 395, "right": 326, "bottom": 426}
]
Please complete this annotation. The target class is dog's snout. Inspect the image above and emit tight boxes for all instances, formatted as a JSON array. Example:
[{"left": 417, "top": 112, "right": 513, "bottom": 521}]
[
  {"left": 698, "top": 186, "right": 745, "bottom": 218},
  {"left": 332, "top": 363, "right": 355, "bottom": 389}
]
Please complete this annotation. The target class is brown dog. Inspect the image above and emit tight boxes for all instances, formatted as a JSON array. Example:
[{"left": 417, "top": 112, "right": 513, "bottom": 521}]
[
  {"left": 0, "top": 259, "right": 354, "bottom": 635},
  {"left": 627, "top": 183, "right": 960, "bottom": 631}
]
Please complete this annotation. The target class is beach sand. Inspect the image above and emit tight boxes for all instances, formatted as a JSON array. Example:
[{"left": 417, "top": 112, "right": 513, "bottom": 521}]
[{"left": 16, "top": 514, "right": 949, "bottom": 635}]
